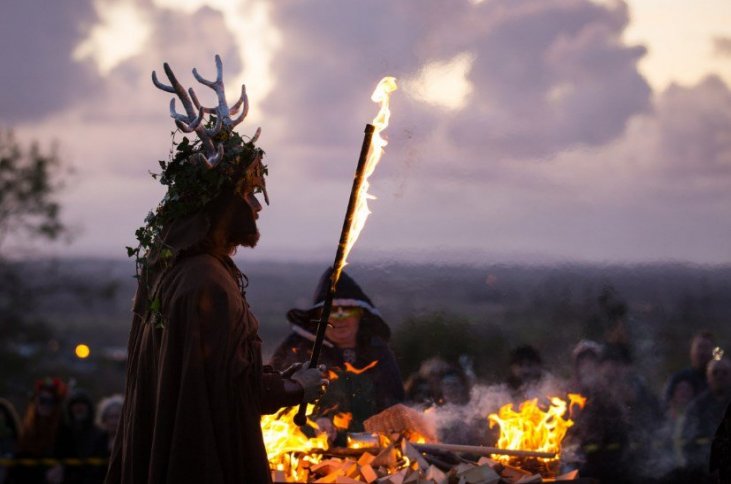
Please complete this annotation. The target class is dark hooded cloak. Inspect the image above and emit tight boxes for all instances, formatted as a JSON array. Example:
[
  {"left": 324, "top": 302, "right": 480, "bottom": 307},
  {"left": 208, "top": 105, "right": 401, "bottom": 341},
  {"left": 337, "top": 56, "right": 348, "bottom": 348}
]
[
  {"left": 106, "top": 212, "right": 299, "bottom": 484},
  {"left": 269, "top": 268, "right": 404, "bottom": 431}
]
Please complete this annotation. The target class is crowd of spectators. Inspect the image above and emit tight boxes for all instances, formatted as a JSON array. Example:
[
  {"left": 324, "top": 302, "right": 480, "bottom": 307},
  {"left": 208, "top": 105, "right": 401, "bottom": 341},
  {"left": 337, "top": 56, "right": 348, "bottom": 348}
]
[
  {"left": 401, "top": 332, "right": 730, "bottom": 483},
  {"left": 0, "top": 267, "right": 727, "bottom": 483},
  {"left": 0, "top": 379, "right": 121, "bottom": 484}
]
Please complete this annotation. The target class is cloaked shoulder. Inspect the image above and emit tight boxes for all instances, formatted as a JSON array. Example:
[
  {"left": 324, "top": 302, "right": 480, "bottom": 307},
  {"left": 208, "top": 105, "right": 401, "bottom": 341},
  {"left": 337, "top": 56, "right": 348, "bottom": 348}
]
[{"left": 170, "top": 253, "right": 239, "bottom": 291}]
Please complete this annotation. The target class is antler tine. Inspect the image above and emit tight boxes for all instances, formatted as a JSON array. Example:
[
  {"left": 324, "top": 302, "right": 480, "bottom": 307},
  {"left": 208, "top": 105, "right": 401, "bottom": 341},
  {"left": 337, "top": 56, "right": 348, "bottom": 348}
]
[
  {"left": 152, "top": 61, "right": 218, "bottom": 156},
  {"left": 159, "top": 63, "right": 197, "bottom": 118},
  {"left": 151, "top": 71, "right": 176, "bottom": 94},
  {"left": 188, "top": 87, "right": 217, "bottom": 114},
  {"left": 229, "top": 85, "right": 248, "bottom": 115},
  {"left": 250, "top": 127, "right": 261, "bottom": 144},
  {"left": 192, "top": 54, "right": 223, "bottom": 87},
  {"left": 194, "top": 143, "right": 225, "bottom": 168},
  {"left": 192, "top": 55, "right": 230, "bottom": 124},
  {"left": 169, "top": 99, "right": 205, "bottom": 133},
  {"left": 228, "top": 86, "right": 249, "bottom": 129},
  {"left": 208, "top": 143, "right": 224, "bottom": 167}
]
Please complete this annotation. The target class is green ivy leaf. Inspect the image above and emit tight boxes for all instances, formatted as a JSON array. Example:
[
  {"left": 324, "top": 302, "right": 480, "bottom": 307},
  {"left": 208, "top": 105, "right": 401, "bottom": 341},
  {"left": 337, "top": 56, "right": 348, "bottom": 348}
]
[{"left": 150, "top": 297, "right": 161, "bottom": 313}]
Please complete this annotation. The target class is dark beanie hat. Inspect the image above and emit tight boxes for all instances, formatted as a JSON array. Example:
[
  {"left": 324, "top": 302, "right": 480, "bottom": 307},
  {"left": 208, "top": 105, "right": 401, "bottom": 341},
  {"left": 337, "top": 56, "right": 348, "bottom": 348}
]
[{"left": 509, "top": 345, "right": 543, "bottom": 366}]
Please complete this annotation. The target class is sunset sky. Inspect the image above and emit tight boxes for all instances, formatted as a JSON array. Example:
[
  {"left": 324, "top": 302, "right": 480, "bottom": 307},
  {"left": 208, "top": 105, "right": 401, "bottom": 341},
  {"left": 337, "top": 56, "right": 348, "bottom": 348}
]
[{"left": 2, "top": 0, "right": 730, "bottom": 264}]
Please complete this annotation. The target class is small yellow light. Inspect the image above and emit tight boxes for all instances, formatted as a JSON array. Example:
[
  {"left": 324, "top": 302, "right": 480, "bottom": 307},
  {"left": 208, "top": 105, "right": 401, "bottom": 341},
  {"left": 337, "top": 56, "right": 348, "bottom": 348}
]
[{"left": 75, "top": 344, "right": 91, "bottom": 359}]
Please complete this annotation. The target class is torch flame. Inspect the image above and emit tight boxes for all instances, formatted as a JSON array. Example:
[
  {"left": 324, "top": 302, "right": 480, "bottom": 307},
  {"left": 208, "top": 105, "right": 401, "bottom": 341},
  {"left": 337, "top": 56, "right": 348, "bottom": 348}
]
[
  {"left": 341, "top": 76, "right": 398, "bottom": 267},
  {"left": 487, "top": 393, "right": 586, "bottom": 463}
]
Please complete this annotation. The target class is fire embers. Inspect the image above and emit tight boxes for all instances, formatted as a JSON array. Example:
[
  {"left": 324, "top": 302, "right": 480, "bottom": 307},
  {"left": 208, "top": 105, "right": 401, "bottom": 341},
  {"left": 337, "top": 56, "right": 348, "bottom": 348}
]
[
  {"left": 488, "top": 393, "right": 587, "bottom": 468},
  {"left": 261, "top": 405, "right": 329, "bottom": 482},
  {"left": 262, "top": 395, "right": 587, "bottom": 483}
]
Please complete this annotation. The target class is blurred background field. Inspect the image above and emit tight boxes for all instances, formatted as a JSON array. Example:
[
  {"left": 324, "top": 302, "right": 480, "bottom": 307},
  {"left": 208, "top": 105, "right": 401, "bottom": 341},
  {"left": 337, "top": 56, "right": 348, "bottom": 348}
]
[{"left": 5, "top": 258, "right": 729, "bottom": 408}]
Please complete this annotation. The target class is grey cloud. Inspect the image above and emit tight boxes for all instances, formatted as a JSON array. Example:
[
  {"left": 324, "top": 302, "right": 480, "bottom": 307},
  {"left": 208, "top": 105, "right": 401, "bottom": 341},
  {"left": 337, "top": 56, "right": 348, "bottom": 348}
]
[
  {"left": 651, "top": 76, "right": 731, "bottom": 183},
  {"left": 0, "top": 0, "right": 99, "bottom": 122},
  {"left": 147, "top": 7, "right": 240, "bottom": 83},
  {"left": 265, "top": 0, "right": 439, "bottom": 148},
  {"left": 713, "top": 36, "right": 731, "bottom": 57},
  {"left": 448, "top": 0, "right": 650, "bottom": 160},
  {"left": 264, "top": 0, "right": 650, "bottom": 177}
]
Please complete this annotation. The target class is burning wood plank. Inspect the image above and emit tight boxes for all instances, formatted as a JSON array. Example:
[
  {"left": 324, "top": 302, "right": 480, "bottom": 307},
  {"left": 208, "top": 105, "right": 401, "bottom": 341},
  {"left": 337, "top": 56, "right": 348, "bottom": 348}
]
[
  {"left": 413, "top": 442, "right": 557, "bottom": 460},
  {"left": 267, "top": 394, "right": 587, "bottom": 483},
  {"left": 363, "top": 404, "right": 436, "bottom": 442}
]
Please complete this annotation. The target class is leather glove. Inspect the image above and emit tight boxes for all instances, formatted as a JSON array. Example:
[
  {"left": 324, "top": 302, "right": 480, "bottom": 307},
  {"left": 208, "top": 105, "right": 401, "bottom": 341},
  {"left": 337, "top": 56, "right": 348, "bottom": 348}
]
[{"left": 290, "top": 364, "right": 329, "bottom": 403}]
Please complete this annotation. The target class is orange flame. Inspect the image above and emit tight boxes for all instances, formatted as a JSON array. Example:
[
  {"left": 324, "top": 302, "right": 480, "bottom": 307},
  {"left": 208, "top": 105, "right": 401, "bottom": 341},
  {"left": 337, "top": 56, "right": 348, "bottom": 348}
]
[
  {"left": 344, "top": 360, "right": 379, "bottom": 375},
  {"left": 261, "top": 404, "right": 329, "bottom": 481},
  {"left": 487, "top": 394, "right": 586, "bottom": 463},
  {"left": 333, "top": 412, "right": 353, "bottom": 430},
  {"left": 341, "top": 76, "right": 398, "bottom": 266}
]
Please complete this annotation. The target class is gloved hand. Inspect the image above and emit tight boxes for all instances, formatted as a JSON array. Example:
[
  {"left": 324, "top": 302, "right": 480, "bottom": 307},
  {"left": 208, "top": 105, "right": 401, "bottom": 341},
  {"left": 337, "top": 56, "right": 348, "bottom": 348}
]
[
  {"left": 290, "top": 364, "right": 329, "bottom": 403},
  {"left": 280, "top": 362, "right": 304, "bottom": 378}
]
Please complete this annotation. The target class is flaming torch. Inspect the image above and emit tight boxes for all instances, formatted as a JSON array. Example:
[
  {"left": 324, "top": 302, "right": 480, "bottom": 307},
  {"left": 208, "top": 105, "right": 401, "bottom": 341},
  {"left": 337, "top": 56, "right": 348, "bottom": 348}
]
[{"left": 293, "top": 77, "right": 398, "bottom": 426}]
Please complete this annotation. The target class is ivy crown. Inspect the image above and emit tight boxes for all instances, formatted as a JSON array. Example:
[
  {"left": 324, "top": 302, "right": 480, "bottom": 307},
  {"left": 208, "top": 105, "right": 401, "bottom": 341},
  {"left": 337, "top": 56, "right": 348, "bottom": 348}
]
[{"left": 126, "top": 122, "right": 266, "bottom": 278}]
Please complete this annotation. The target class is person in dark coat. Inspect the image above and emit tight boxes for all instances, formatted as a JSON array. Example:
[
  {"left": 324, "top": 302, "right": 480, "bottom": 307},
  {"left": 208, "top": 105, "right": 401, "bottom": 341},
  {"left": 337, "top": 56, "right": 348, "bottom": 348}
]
[
  {"left": 0, "top": 398, "right": 20, "bottom": 484},
  {"left": 270, "top": 267, "right": 405, "bottom": 436},
  {"left": 711, "top": 401, "right": 731, "bottom": 483},
  {"left": 55, "top": 390, "right": 107, "bottom": 484},
  {"left": 12, "top": 378, "right": 67, "bottom": 484},
  {"left": 565, "top": 341, "right": 634, "bottom": 483},
  {"left": 663, "top": 331, "right": 715, "bottom": 407},
  {"left": 95, "top": 396, "right": 122, "bottom": 456},
  {"left": 682, "top": 356, "right": 731, "bottom": 481},
  {"left": 505, "top": 345, "right": 545, "bottom": 399},
  {"left": 107, "top": 57, "right": 327, "bottom": 484}
]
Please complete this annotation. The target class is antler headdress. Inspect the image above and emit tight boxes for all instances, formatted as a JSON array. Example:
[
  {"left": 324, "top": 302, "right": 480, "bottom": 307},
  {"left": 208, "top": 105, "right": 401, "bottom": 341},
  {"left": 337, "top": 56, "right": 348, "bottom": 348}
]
[
  {"left": 128, "top": 55, "right": 268, "bottom": 291},
  {"left": 152, "top": 54, "right": 261, "bottom": 167}
]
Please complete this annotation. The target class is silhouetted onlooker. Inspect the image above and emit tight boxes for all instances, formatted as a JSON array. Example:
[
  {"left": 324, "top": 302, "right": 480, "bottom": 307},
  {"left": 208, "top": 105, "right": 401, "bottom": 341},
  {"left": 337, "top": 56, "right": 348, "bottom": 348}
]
[
  {"left": 56, "top": 390, "right": 107, "bottom": 484},
  {"left": 566, "top": 341, "right": 633, "bottom": 482},
  {"left": 664, "top": 331, "right": 715, "bottom": 406},
  {"left": 405, "top": 357, "right": 471, "bottom": 407},
  {"left": 603, "top": 344, "right": 662, "bottom": 481},
  {"left": 506, "top": 345, "right": 544, "bottom": 398},
  {"left": 96, "top": 395, "right": 123, "bottom": 455},
  {"left": 711, "top": 401, "right": 731, "bottom": 484},
  {"left": 569, "top": 339, "right": 602, "bottom": 393},
  {"left": 0, "top": 398, "right": 20, "bottom": 484},
  {"left": 657, "top": 372, "right": 697, "bottom": 477},
  {"left": 682, "top": 357, "right": 731, "bottom": 481},
  {"left": 12, "top": 378, "right": 67, "bottom": 484}
]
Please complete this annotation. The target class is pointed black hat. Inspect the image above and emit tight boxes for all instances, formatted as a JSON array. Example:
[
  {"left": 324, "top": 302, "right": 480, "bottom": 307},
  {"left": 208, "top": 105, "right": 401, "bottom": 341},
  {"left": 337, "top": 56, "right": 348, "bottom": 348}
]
[{"left": 286, "top": 267, "right": 390, "bottom": 341}]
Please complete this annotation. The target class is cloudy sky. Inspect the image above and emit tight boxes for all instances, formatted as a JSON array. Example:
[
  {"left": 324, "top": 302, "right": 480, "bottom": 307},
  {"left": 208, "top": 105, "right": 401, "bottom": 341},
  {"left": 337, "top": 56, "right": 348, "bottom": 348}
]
[{"left": 1, "top": 0, "right": 730, "bottom": 264}]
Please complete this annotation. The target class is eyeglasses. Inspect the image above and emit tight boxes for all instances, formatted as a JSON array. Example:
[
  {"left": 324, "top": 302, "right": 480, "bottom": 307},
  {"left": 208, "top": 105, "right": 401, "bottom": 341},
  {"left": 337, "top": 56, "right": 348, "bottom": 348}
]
[{"left": 329, "top": 307, "right": 362, "bottom": 321}]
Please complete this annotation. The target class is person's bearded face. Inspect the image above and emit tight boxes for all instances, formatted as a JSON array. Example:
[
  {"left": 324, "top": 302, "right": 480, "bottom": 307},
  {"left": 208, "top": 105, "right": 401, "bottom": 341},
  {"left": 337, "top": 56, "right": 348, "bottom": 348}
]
[{"left": 226, "top": 189, "right": 262, "bottom": 248}]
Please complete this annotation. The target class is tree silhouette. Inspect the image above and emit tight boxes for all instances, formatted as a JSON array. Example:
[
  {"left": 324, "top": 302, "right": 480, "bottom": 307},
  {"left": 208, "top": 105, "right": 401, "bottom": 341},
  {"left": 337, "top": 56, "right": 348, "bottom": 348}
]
[{"left": 0, "top": 129, "right": 67, "bottom": 395}]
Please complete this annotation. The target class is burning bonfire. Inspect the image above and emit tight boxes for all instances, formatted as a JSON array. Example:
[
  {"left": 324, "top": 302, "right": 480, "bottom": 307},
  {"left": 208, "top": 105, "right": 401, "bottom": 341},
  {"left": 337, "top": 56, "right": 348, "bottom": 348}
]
[
  {"left": 262, "top": 394, "right": 586, "bottom": 483},
  {"left": 259, "top": 75, "right": 589, "bottom": 484}
]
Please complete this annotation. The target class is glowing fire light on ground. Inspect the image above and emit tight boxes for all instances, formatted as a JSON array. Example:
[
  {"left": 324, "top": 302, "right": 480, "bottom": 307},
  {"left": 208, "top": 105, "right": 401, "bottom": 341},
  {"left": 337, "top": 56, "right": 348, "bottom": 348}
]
[
  {"left": 487, "top": 393, "right": 586, "bottom": 464},
  {"left": 261, "top": 405, "right": 329, "bottom": 482},
  {"left": 333, "top": 412, "right": 353, "bottom": 430},
  {"left": 341, "top": 76, "right": 398, "bottom": 266}
]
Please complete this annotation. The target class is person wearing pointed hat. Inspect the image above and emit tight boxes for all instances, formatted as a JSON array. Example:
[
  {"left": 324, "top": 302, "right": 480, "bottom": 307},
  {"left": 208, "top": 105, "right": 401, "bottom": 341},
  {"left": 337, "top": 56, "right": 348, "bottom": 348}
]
[{"left": 270, "top": 267, "right": 405, "bottom": 437}]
